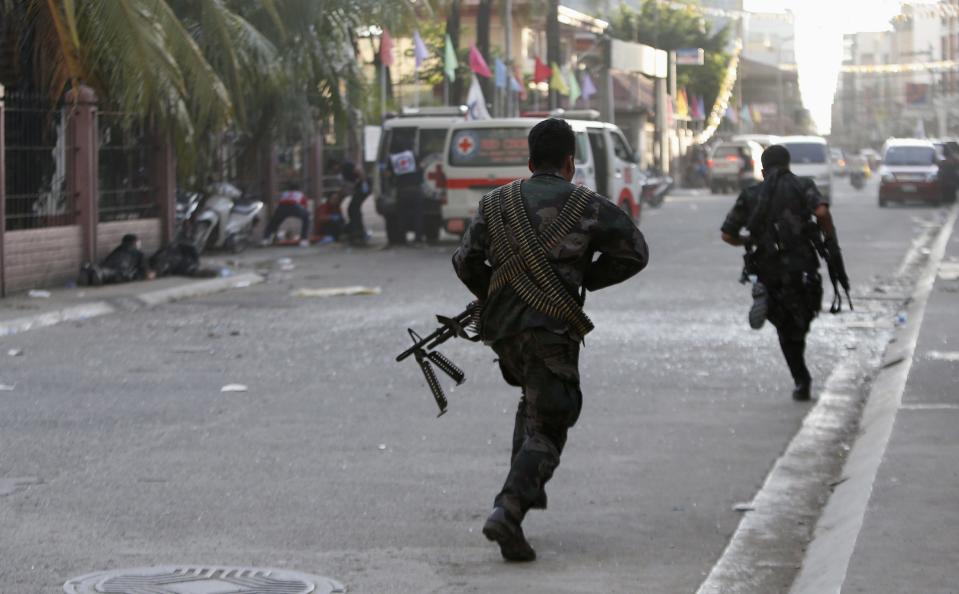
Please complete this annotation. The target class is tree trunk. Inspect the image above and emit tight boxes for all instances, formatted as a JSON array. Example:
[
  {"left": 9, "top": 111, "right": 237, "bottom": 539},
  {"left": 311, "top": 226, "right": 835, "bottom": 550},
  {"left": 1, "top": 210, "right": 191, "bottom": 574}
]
[
  {"left": 447, "top": 0, "right": 463, "bottom": 105},
  {"left": 477, "top": 0, "right": 492, "bottom": 107},
  {"left": 546, "top": 0, "right": 560, "bottom": 110}
]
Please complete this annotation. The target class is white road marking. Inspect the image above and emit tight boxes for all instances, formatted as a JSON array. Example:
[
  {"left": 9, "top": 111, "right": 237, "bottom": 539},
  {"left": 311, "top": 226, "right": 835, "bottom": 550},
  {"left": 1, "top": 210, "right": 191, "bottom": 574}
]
[
  {"left": 925, "top": 350, "right": 959, "bottom": 362},
  {"left": 695, "top": 204, "right": 959, "bottom": 594},
  {"left": 790, "top": 204, "right": 958, "bottom": 594},
  {"left": 900, "top": 403, "right": 959, "bottom": 411}
]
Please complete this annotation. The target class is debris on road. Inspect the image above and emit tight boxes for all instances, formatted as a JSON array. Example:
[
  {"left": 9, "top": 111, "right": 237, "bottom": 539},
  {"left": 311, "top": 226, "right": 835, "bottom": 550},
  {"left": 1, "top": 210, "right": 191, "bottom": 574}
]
[
  {"left": 0, "top": 383, "right": 15, "bottom": 391},
  {"left": 233, "top": 280, "right": 252, "bottom": 288},
  {"left": 221, "top": 384, "right": 248, "bottom": 392},
  {"left": 377, "top": 444, "right": 387, "bottom": 451},
  {"left": 732, "top": 502, "right": 755, "bottom": 512},
  {"left": 7, "top": 349, "right": 23, "bottom": 357},
  {"left": 277, "top": 257, "right": 295, "bottom": 272},
  {"left": 926, "top": 350, "right": 959, "bottom": 362},
  {"left": 291, "top": 286, "right": 382, "bottom": 298},
  {"left": 27, "top": 290, "right": 51, "bottom": 298}
]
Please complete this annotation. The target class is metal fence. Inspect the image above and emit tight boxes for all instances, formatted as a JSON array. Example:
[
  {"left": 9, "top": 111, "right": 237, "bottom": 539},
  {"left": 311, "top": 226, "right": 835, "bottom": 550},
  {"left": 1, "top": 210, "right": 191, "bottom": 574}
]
[
  {"left": 3, "top": 93, "right": 73, "bottom": 230},
  {"left": 97, "top": 110, "right": 156, "bottom": 221}
]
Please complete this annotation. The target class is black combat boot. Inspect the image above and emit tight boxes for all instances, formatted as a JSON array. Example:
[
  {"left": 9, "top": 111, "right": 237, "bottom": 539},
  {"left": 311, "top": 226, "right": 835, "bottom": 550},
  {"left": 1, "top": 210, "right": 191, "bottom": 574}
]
[
  {"left": 482, "top": 507, "right": 536, "bottom": 562},
  {"left": 792, "top": 380, "right": 812, "bottom": 401}
]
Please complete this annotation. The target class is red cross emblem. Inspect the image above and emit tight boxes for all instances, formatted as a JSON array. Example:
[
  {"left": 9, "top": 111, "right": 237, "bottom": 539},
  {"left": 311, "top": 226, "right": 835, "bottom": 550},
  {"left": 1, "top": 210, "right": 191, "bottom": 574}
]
[
  {"left": 458, "top": 136, "right": 474, "bottom": 154},
  {"left": 426, "top": 163, "right": 447, "bottom": 189}
]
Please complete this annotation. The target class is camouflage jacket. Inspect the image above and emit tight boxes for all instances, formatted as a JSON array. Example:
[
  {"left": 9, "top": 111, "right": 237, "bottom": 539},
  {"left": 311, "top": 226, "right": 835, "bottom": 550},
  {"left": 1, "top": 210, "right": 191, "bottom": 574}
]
[
  {"left": 452, "top": 171, "right": 649, "bottom": 343},
  {"left": 721, "top": 171, "right": 824, "bottom": 277}
]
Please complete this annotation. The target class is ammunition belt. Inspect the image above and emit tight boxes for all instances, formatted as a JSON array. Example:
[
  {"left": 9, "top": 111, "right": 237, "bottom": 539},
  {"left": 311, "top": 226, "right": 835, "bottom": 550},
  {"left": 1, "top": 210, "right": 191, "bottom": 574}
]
[{"left": 483, "top": 180, "right": 595, "bottom": 337}]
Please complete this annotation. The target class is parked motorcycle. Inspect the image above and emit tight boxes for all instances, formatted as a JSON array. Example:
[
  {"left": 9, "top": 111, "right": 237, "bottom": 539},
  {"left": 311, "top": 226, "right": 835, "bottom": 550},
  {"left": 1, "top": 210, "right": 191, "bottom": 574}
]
[
  {"left": 190, "top": 182, "right": 264, "bottom": 254},
  {"left": 174, "top": 189, "right": 201, "bottom": 240},
  {"left": 640, "top": 170, "right": 674, "bottom": 209}
]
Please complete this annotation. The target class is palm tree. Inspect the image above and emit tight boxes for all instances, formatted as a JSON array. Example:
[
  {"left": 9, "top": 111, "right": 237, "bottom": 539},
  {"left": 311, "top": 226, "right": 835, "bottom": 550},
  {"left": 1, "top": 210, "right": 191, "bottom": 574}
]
[{"left": 0, "top": 0, "right": 415, "bottom": 175}]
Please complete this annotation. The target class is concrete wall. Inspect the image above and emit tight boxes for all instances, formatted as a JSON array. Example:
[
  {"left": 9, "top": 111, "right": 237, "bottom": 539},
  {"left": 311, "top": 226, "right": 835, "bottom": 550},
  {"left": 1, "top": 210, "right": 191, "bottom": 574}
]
[
  {"left": 96, "top": 219, "right": 161, "bottom": 258},
  {"left": 4, "top": 226, "right": 82, "bottom": 293}
]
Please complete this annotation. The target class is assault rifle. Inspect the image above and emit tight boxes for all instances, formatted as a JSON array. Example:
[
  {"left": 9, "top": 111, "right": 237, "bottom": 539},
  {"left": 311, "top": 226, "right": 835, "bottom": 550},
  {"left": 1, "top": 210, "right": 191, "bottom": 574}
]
[{"left": 396, "top": 302, "right": 481, "bottom": 416}]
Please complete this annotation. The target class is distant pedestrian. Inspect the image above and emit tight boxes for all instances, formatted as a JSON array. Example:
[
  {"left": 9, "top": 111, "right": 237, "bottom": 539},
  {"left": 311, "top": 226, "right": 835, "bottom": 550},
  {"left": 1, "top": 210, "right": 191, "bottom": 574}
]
[
  {"left": 263, "top": 181, "right": 311, "bottom": 247},
  {"left": 938, "top": 144, "right": 958, "bottom": 205},
  {"left": 721, "top": 145, "right": 848, "bottom": 401},
  {"left": 339, "top": 160, "right": 371, "bottom": 245}
]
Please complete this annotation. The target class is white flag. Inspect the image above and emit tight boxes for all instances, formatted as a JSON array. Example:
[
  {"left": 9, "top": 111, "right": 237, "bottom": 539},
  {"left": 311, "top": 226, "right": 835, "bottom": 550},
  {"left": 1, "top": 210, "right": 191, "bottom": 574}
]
[{"left": 466, "top": 76, "right": 491, "bottom": 120}]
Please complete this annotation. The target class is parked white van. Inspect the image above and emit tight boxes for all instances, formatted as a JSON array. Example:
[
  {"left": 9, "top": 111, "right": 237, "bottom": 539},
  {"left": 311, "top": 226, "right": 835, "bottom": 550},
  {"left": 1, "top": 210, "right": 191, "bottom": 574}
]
[
  {"left": 779, "top": 136, "right": 833, "bottom": 203},
  {"left": 441, "top": 118, "right": 644, "bottom": 234}
]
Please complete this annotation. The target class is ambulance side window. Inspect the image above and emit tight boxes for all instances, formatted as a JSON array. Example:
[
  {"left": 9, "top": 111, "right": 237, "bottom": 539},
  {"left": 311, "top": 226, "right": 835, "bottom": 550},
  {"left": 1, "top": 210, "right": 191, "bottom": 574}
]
[
  {"left": 612, "top": 131, "right": 635, "bottom": 163},
  {"left": 575, "top": 133, "right": 590, "bottom": 165}
]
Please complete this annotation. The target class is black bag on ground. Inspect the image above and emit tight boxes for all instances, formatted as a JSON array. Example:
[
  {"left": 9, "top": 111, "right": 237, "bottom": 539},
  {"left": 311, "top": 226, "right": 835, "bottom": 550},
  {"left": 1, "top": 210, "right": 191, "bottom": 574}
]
[{"left": 149, "top": 242, "right": 201, "bottom": 277}]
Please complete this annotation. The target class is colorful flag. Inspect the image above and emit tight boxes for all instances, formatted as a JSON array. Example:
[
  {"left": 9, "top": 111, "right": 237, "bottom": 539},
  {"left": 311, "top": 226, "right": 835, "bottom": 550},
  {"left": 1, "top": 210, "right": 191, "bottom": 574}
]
[
  {"left": 690, "top": 94, "right": 702, "bottom": 120},
  {"left": 676, "top": 89, "right": 690, "bottom": 119},
  {"left": 469, "top": 44, "right": 492, "bottom": 78},
  {"left": 550, "top": 62, "right": 569, "bottom": 95},
  {"left": 697, "top": 96, "right": 706, "bottom": 121},
  {"left": 444, "top": 34, "right": 458, "bottom": 80},
  {"left": 740, "top": 106, "right": 752, "bottom": 124},
  {"left": 567, "top": 68, "right": 581, "bottom": 106},
  {"left": 751, "top": 105, "right": 762, "bottom": 124},
  {"left": 494, "top": 58, "right": 508, "bottom": 89},
  {"left": 379, "top": 29, "right": 394, "bottom": 67},
  {"left": 534, "top": 57, "right": 551, "bottom": 84},
  {"left": 509, "top": 75, "right": 522, "bottom": 93},
  {"left": 413, "top": 31, "right": 429, "bottom": 69},
  {"left": 581, "top": 72, "right": 597, "bottom": 100},
  {"left": 513, "top": 65, "right": 528, "bottom": 100},
  {"left": 466, "top": 76, "right": 491, "bottom": 120}
]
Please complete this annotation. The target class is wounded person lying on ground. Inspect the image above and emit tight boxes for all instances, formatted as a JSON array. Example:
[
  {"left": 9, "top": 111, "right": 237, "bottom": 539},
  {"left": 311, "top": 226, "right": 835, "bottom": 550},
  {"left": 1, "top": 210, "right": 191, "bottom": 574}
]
[{"left": 79, "top": 233, "right": 155, "bottom": 286}]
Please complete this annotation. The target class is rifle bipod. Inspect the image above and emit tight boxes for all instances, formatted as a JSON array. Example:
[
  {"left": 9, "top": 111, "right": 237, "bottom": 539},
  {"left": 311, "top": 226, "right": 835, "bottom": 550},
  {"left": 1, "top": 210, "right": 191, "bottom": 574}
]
[{"left": 396, "top": 303, "right": 481, "bottom": 416}]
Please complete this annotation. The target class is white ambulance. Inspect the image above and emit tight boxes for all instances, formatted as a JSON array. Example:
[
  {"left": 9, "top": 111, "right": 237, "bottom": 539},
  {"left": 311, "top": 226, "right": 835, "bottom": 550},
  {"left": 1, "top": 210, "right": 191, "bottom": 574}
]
[{"left": 440, "top": 116, "right": 645, "bottom": 235}]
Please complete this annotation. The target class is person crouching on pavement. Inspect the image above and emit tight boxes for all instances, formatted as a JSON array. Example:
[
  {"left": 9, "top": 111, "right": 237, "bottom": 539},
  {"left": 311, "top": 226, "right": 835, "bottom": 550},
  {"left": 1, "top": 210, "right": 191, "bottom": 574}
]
[
  {"left": 262, "top": 181, "right": 311, "bottom": 247},
  {"left": 453, "top": 118, "right": 649, "bottom": 562},
  {"left": 80, "top": 233, "right": 155, "bottom": 286},
  {"left": 721, "top": 145, "right": 845, "bottom": 401}
]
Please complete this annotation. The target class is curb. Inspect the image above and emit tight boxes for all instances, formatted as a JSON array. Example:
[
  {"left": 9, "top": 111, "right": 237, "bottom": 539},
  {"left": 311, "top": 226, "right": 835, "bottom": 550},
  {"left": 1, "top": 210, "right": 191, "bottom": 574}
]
[{"left": 0, "top": 272, "right": 263, "bottom": 338}]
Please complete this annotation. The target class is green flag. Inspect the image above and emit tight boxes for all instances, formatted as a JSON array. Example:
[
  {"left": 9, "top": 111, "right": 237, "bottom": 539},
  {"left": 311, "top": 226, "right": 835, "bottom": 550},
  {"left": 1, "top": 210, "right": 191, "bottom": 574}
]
[
  {"left": 567, "top": 68, "right": 581, "bottom": 105},
  {"left": 444, "top": 34, "right": 458, "bottom": 80},
  {"left": 550, "top": 62, "right": 569, "bottom": 95}
]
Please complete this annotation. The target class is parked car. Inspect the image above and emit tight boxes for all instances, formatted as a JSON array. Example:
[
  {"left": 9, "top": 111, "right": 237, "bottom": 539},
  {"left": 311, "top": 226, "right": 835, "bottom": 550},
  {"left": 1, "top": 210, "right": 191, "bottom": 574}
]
[
  {"left": 878, "top": 138, "right": 940, "bottom": 207},
  {"left": 707, "top": 140, "right": 763, "bottom": 194},
  {"left": 830, "top": 148, "right": 848, "bottom": 176},
  {"left": 373, "top": 106, "right": 467, "bottom": 244},
  {"left": 779, "top": 136, "right": 833, "bottom": 203},
  {"left": 442, "top": 117, "right": 647, "bottom": 234}
]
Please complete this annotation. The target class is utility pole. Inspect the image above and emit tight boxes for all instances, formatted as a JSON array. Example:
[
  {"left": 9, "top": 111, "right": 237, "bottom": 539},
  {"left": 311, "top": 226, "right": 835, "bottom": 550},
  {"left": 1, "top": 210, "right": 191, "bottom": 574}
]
[{"left": 504, "top": 0, "right": 513, "bottom": 117}]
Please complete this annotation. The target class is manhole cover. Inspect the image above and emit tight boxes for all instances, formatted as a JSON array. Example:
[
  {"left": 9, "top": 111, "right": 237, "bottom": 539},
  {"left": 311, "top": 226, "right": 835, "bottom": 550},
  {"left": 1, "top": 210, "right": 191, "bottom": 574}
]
[{"left": 64, "top": 566, "right": 345, "bottom": 594}]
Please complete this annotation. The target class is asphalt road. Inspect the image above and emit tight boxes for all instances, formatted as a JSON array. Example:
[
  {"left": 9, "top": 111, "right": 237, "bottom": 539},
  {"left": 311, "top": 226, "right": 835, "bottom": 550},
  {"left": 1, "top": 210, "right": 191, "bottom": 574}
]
[{"left": 0, "top": 176, "right": 943, "bottom": 593}]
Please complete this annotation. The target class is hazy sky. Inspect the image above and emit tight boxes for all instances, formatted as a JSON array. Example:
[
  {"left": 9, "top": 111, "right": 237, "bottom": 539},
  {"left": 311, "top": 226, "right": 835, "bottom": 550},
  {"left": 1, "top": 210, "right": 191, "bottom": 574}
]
[{"left": 744, "top": 0, "right": 907, "bottom": 133}]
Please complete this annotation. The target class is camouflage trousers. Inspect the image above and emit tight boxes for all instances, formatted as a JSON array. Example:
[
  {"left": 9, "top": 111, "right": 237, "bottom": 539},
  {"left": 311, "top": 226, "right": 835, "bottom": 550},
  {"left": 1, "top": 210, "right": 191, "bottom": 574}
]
[{"left": 491, "top": 329, "right": 582, "bottom": 524}]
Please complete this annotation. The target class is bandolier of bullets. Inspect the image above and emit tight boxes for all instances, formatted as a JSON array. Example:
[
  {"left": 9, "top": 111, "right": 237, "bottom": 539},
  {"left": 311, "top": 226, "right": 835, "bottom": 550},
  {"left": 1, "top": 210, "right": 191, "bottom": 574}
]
[{"left": 483, "top": 180, "right": 595, "bottom": 337}]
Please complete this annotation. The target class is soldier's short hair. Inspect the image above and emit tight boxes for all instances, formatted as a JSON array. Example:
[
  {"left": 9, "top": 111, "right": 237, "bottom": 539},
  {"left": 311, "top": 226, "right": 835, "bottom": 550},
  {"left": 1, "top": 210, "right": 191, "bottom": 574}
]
[
  {"left": 761, "top": 145, "right": 791, "bottom": 170},
  {"left": 528, "top": 118, "right": 576, "bottom": 170}
]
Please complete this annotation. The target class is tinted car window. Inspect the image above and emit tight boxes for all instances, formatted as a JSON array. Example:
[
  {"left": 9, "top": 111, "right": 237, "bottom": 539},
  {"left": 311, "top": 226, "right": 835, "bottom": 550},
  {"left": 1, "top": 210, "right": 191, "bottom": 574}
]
[
  {"left": 884, "top": 146, "right": 936, "bottom": 166},
  {"left": 713, "top": 145, "right": 743, "bottom": 159},
  {"left": 418, "top": 129, "right": 447, "bottom": 159},
  {"left": 389, "top": 127, "right": 416, "bottom": 153},
  {"left": 449, "top": 127, "right": 529, "bottom": 167},
  {"left": 782, "top": 142, "right": 827, "bottom": 164}
]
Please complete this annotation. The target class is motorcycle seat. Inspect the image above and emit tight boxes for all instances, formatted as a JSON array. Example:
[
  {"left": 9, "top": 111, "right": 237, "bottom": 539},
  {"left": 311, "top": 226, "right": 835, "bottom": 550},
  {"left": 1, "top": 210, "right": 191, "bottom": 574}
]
[{"left": 231, "top": 202, "right": 260, "bottom": 215}]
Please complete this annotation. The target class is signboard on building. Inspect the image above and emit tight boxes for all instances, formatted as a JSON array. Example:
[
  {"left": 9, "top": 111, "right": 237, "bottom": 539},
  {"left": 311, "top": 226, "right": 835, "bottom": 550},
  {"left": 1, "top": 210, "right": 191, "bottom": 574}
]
[
  {"left": 675, "top": 48, "right": 705, "bottom": 66},
  {"left": 611, "top": 39, "right": 668, "bottom": 78}
]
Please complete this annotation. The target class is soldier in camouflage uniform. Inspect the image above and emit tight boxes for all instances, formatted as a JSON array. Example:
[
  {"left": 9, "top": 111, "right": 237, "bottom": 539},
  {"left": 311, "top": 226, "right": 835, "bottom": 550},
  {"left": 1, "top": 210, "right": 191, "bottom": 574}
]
[
  {"left": 453, "top": 118, "right": 648, "bottom": 562},
  {"left": 721, "top": 145, "right": 843, "bottom": 401}
]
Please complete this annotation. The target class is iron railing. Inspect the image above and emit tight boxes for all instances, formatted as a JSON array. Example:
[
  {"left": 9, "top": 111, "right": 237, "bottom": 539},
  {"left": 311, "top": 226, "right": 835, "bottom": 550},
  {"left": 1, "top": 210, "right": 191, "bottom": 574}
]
[{"left": 97, "top": 110, "right": 156, "bottom": 221}]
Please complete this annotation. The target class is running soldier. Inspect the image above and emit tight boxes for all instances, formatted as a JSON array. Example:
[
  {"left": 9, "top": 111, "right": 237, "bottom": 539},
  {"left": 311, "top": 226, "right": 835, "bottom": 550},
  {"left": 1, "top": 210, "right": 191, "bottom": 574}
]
[
  {"left": 721, "top": 144, "right": 847, "bottom": 401},
  {"left": 453, "top": 118, "right": 649, "bottom": 561}
]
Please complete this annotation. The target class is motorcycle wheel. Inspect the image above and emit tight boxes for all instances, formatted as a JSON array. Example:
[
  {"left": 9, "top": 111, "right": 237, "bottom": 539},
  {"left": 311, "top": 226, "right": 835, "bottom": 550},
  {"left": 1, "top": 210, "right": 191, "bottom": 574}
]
[
  {"left": 191, "top": 221, "right": 212, "bottom": 254},
  {"left": 224, "top": 234, "right": 247, "bottom": 254}
]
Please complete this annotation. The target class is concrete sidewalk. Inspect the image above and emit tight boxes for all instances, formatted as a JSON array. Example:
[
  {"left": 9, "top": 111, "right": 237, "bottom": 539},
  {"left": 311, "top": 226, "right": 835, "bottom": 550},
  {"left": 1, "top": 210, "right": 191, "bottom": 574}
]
[{"left": 792, "top": 207, "right": 959, "bottom": 594}]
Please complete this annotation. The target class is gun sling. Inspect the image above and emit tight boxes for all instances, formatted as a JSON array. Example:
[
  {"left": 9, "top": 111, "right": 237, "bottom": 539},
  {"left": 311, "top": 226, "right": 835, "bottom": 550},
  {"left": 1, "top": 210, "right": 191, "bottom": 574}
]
[{"left": 482, "top": 179, "right": 595, "bottom": 337}]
